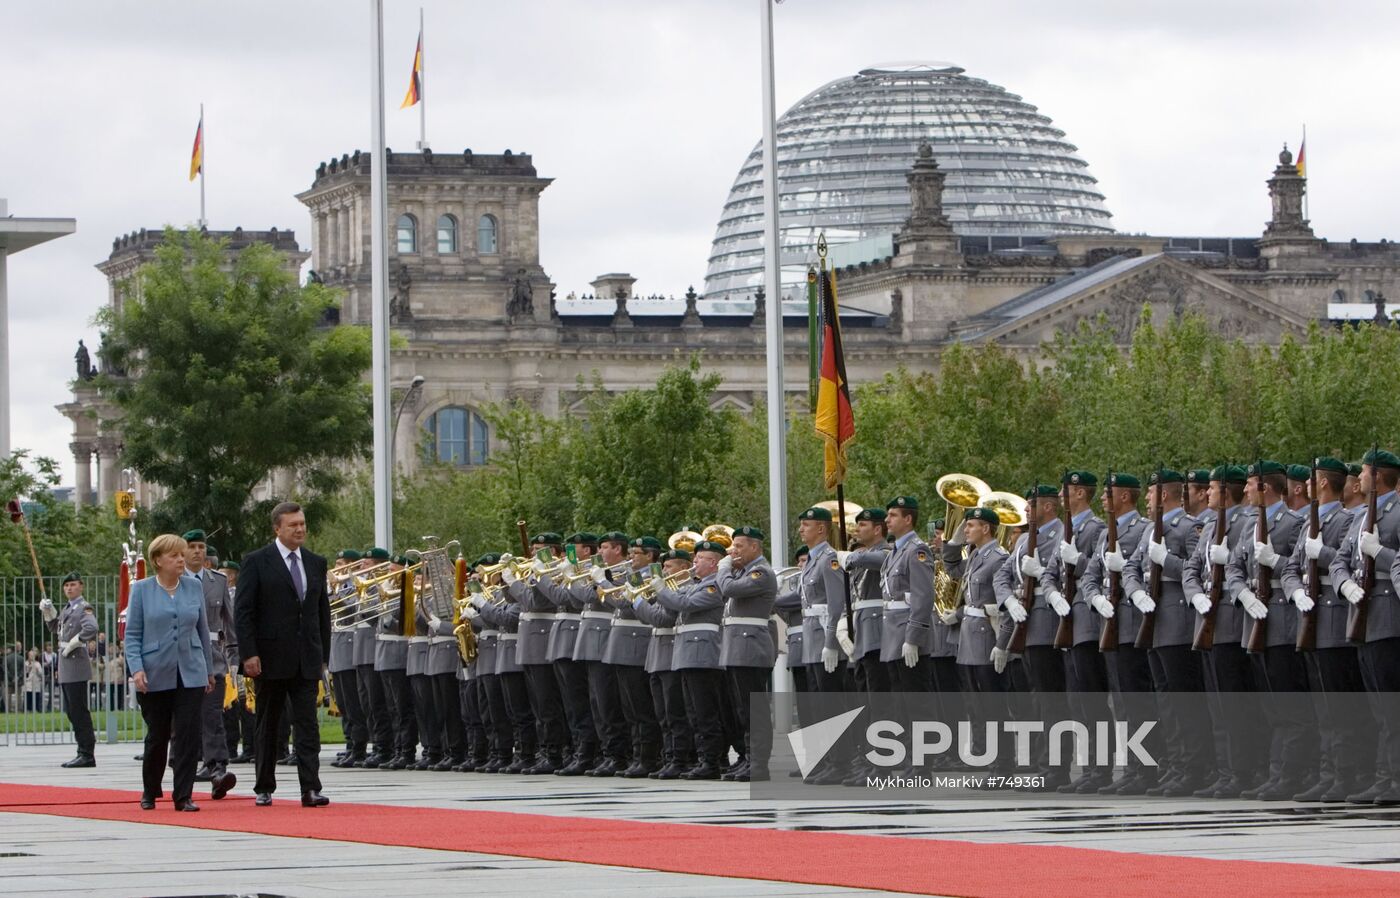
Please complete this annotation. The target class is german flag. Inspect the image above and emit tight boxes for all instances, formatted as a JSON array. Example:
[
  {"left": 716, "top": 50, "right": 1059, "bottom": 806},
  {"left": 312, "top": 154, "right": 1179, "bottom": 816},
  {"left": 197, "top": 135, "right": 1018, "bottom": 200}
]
[
  {"left": 1296, "top": 138, "right": 1306, "bottom": 178},
  {"left": 400, "top": 29, "right": 423, "bottom": 109},
  {"left": 188, "top": 114, "right": 203, "bottom": 181},
  {"left": 815, "top": 266, "right": 855, "bottom": 490}
]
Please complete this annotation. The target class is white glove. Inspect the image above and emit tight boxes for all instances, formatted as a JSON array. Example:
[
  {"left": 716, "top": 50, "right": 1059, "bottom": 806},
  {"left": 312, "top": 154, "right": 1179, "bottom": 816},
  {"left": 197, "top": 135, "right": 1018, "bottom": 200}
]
[
  {"left": 461, "top": 604, "right": 479, "bottom": 620},
  {"left": 1254, "top": 540, "right": 1280, "bottom": 567},
  {"left": 428, "top": 615, "right": 441, "bottom": 629},
  {"left": 531, "top": 557, "right": 550, "bottom": 574},
  {"left": 1360, "top": 529, "right": 1383, "bottom": 559},
  {"left": 1104, "top": 549, "right": 1126, "bottom": 572},
  {"left": 901, "top": 641, "right": 920, "bottom": 668},
  {"left": 1019, "top": 554, "right": 1044, "bottom": 580},
  {"left": 1237, "top": 587, "right": 1268, "bottom": 620},
  {"left": 62, "top": 635, "right": 82, "bottom": 657},
  {"left": 1091, "top": 595, "right": 1115, "bottom": 619},
  {"left": 1291, "top": 588, "right": 1315, "bottom": 613},
  {"left": 470, "top": 593, "right": 486, "bottom": 609},
  {"left": 1190, "top": 593, "right": 1211, "bottom": 615},
  {"left": 835, "top": 616, "right": 855, "bottom": 657},
  {"left": 1130, "top": 590, "right": 1155, "bottom": 614},
  {"left": 985, "top": 604, "right": 1003, "bottom": 630},
  {"left": 590, "top": 566, "right": 608, "bottom": 584},
  {"left": 1340, "top": 579, "right": 1365, "bottom": 605},
  {"left": 1003, "top": 597, "right": 1027, "bottom": 623},
  {"left": 835, "top": 550, "right": 852, "bottom": 570},
  {"left": 1209, "top": 543, "right": 1231, "bottom": 566},
  {"left": 990, "top": 646, "right": 1009, "bottom": 674},
  {"left": 939, "top": 610, "right": 960, "bottom": 626},
  {"left": 821, "top": 646, "right": 839, "bottom": 674},
  {"left": 718, "top": 555, "right": 734, "bottom": 574},
  {"left": 502, "top": 567, "right": 517, "bottom": 585},
  {"left": 1059, "top": 540, "right": 1081, "bottom": 567},
  {"left": 1047, "top": 590, "right": 1070, "bottom": 617},
  {"left": 1304, "top": 535, "right": 1324, "bottom": 560},
  {"left": 39, "top": 598, "right": 56, "bottom": 622},
  {"left": 1148, "top": 539, "right": 1168, "bottom": 566}
]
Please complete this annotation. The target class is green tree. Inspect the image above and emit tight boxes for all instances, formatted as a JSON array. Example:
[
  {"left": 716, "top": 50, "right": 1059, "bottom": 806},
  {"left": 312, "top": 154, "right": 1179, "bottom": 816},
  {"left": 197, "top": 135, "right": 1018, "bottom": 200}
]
[{"left": 98, "top": 228, "right": 372, "bottom": 557}]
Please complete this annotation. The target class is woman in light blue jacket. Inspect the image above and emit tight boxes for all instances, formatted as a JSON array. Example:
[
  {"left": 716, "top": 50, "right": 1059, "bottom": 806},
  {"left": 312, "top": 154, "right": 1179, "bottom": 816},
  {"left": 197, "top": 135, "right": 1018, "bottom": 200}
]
[{"left": 125, "top": 533, "right": 213, "bottom": 811}]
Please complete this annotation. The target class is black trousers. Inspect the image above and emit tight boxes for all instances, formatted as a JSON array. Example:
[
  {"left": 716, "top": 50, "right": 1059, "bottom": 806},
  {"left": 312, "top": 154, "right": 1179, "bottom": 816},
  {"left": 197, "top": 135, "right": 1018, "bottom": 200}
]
[
  {"left": 1148, "top": 644, "right": 1211, "bottom": 780},
  {"left": 200, "top": 674, "right": 229, "bottom": 767},
  {"left": 681, "top": 667, "right": 727, "bottom": 766},
  {"left": 356, "top": 663, "right": 391, "bottom": 754},
  {"left": 480, "top": 674, "right": 515, "bottom": 760},
  {"left": 652, "top": 670, "right": 693, "bottom": 765},
  {"left": 499, "top": 670, "right": 538, "bottom": 758},
  {"left": 252, "top": 676, "right": 321, "bottom": 796},
  {"left": 553, "top": 659, "right": 595, "bottom": 762},
  {"left": 586, "top": 661, "right": 628, "bottom": 763},
  {"left": 378, "top": 667, "right": 418, "bottom": 757},
  {"left": 430, "top": 673, "right": 467, "bottom": 760},
  {"left": 410, "top": 673, "right": 441, "bottom": 757},
  {"left": 524, "top": 663, "right": 568, "bottom": 758},
  {"left": 1260, "top": 644, "right": 1316, "bottom": 781},
  {"left": 728, "top": 666, "right": 773, "bottom": 769},
  {"left": 1020, "top": 645, "right": 1070, "bottom": 779},
  {"left": 1207, "top": 641, "right": 1263, "bottom": 782},
  {"left": 332, "top": 668, "right": 368, "bottom": 754},
  {"left": 459, "top": 677, "right": 488, "bottom": 760},
  {"left": 1308, "top": 646, "right": 1371, "bottom": 786},
  {"left": 858, "top": 653, "right": 891, "bottom": 694},
  {"left": 1067, "top": 642, "right": 1112, "bottom": 771},
  {"left": 1109, "top": 644, "right": 1157, "bottom": 775},
  {"left": 1358, "top": 638, "right": 1400, "bottom": 787},
  {"left": 614, "top": 664, "right": 661, "bottom": 766},
  {"left": 137, "top": 682, "right": 203, "bottom": 801},
  {"left": 60, "top": 680, "right": 95, "bottom": 756}
]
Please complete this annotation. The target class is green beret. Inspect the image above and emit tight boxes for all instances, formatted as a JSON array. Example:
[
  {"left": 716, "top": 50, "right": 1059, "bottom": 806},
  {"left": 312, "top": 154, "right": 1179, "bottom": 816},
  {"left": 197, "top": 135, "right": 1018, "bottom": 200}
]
[
  {"left": 794, "top": 545, "right": 810, "bottom": 560},
  {"left": 1186, "top": 469, "right": 1212, "bottom": 485},
  {"left": 1286, "top": 464, "right": 1311, "bottom": 482},
  {"left": 630, "top": 536, "right": 663, "bottom": 551},
  {"left": 1026, "top": 484, "right": 1059, "bottom": 499},
  {"left": 965, "top": 507, "right": 1001, "bottom": 526},
  {"left": 1363, "top": 448, "right": 1400, "bottom": 470},
  {"left": 694, "top": 540, "right": 728, "bottom": 556},
  {"left": 219, "top": 561, "right": 239, "bottom": 572},
  {"left": 599, "top": 531, "right": 629, "bottom": 545},
  {"left": 565, "top": 532, "right": 599, "bottom": 547},
  {"left": 181, "top": 529, "right": 206, "bottom": 543},
  {"left": 662, "top": 548, "right": 692, "bottom": 562},
  {"left": 886, "top": 496, "right": 918, "bottom": 511},
  {"left": 393, "top": 554, "right": 408, "bottom": 566},
  {"left": 1347, "top": 463, "right": 1363, "bottom": 477},
  {"left": 62, "top": 571, "right": 82, "bottom": 585},
  {"left": 337, "top": 549, "right": 362, "bottom": 561},
  {"left": 932, "top": 519, "right": 945, "bottom": 531},
  {"left": 1247, "top": 460, "right": 1285, "bottom": 477},
  {"left": 532, "top": 532, "right": 563, "bottom": 546},
  {"left": 204, "top": 544, "right": 218, "bottom": 559},
  {"left": 1109, "top": 473, "right": 1141, "bottom": 489},
  {"left": 733, "top": 525, "right": 765, "bottom": 541},
  {"left": 472, "top": 553, "right": 502, "bottom": 568},
  {"left": 1210, "top": 464, "right": 1248, "bottom": 484},
  {"left": 854, "top": 508, "right": 886, "bottom": 523},
  {"left": 366, "top": 547, "right": 391, "bottom": 561},
  {"left": 798, "top": 506, "right": 833, "bottom": 522},
  {"left": 1064, "top": 470, "right": 1098, "bottom": 488},
  {"left": 1148, "top": 470, "right": 1184, "bottom": 485},
  {"left": 1313, "top": 457, "right": 1347, "bottom": 476}
]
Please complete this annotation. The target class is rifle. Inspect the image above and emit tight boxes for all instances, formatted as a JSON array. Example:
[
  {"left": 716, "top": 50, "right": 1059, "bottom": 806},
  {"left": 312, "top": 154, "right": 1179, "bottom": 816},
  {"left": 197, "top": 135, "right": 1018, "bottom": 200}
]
[
  {"left": 1098, "top": 472, "right": 1121, "bottom": 653},
  {"left": 1191, "top": 485, "right": 1227, "bottom": 652},
  {"left": 1346, "top": 444, "right": 1379, "bottom": 644},
  {"left": 1295, "top": 459, "right": 1321, "bottom": 652},
  {"left": 1006, "top": 486, "right": 1037, "bottom": 655},
  {"left": 1245, "top": 460, "right": 1269, "bottom": 654},
  {"left": 1135, "top": 466, "right": 1163, "bottom": 649},
  {"left": 1053, "top": 477, "right": 1075, "bottom": 650}
]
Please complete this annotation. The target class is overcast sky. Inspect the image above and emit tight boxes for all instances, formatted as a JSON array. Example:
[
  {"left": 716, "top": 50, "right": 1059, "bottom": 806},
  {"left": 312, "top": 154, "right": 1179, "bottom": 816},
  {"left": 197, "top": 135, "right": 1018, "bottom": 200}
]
[{"left": 4, "top": 0, "right": 1397, "bottom": 490}]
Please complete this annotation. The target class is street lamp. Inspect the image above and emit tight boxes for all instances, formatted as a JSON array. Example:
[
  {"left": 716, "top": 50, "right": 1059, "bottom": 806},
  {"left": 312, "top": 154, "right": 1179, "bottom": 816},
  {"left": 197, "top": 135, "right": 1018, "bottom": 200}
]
[{"left": 390, "top": 375, "right": 426, "bottom": 467}]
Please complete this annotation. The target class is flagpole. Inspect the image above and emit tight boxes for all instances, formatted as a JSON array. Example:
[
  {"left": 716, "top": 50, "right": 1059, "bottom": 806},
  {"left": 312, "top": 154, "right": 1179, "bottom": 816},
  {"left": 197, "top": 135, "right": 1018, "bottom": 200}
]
[
  {"left": 199, "top": 103, "right": 206, "bottom": 228},
  {"left": 369, "top": 0, "right": 394, "bottom": 551},
  {"left": 418, "top": 7, "right": 428, "bottom": 151},
  {"left": 1302, "top": 123, "right": 1308, "bottom": 223}
]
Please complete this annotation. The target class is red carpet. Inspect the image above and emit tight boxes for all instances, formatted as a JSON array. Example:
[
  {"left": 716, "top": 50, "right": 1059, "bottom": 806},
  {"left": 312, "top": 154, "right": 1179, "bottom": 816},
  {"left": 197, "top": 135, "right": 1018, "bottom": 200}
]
[{"left": 1, "top": 781, "right": 1395, "bottom": 898}]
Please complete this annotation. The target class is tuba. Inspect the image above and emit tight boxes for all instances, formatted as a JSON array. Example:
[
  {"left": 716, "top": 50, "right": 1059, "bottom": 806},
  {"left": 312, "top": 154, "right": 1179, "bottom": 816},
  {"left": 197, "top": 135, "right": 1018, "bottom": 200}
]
[
  {"left": 701, "top": 524, "right": 735, "bottom": 548},
  {"left": 933, "top": 474, "right": 990, "bottom": 615},
  {"left": 982, "top": 491, "right": 1030, "bottom": 551},
  {"left": 668, "top": 527, "right": 703, "bottom": 553}
]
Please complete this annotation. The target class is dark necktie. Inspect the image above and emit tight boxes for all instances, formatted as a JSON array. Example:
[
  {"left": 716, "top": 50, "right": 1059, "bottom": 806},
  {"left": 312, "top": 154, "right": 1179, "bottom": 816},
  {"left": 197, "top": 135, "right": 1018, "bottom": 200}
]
[{"left": 289, "top": 552, "right": 306, "bottom": 602}]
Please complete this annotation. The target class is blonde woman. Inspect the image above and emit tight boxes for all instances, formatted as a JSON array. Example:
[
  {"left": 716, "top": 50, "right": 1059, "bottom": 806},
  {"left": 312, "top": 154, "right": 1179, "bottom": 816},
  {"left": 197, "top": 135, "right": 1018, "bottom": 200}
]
[{"left": 124, "top": 534, "right": 214, "bottom": 811}]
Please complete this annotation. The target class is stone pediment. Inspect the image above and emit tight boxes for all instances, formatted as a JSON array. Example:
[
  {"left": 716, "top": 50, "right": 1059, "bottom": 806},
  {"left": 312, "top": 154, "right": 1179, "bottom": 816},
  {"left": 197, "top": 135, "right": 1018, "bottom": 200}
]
[{"left": 960, "top": 253, "right": 1310, "bottom": 345}]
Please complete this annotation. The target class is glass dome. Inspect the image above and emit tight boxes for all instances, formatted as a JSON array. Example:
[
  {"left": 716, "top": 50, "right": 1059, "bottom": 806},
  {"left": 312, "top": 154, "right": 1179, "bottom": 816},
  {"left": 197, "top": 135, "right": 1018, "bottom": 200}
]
[{"left": 704, "top": 64, "right": 1114, "bottom": 302}]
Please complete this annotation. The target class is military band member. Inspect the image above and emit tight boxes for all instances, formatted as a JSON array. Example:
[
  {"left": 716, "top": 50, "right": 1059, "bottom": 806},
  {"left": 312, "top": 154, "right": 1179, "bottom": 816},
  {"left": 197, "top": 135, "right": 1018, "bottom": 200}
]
[
  {"left": 465, "top": 555, "right": 514, "bottom": 773},
  {"left": 355, "top": 547, "right": 393, "bottom": 767},
  {"left": 455, "top": 608, "right": 490, "bottom": 772},
  {"left": 40, "top": 573, "right": 98, "bottom": 768},
  {"left": 633, "top": 548, "right": 693, "bottom": 778},
  {"left": 408, "top": 591, "right": 442, "bottom": 770},
  {"left": 423, "top": 580, "right": 467, "bottom": 771},
  {"left": 718, "top": 526, "right": 777, "bottom": 782},
  {"left": 481, "top": 556, "right": 541, "bottom": 773},
  {"left": 602, "top": 536, "right": 664, "bottom": 777},
  {"left": 373, "top": 555, "right": 419, "bottom": 770},
  {"left": 328, "top": 551, "right": 369, "bottom": 768},
  {"left": 940, "top": 507, "right": 1009, "bottom": 767},
  {"left": 579, "top": 532, "right": 630, "bottom": 776},
  {"left": 503, "top": 533, "right": 570, "bottom": 774},
  {"left": 536, "top": 532, "right": 598, "bottom": 775}
]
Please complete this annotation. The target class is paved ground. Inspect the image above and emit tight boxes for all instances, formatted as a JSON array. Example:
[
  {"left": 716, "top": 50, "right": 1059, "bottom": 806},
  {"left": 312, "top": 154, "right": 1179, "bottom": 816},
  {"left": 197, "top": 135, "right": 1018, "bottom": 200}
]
[{"left": 2, "top": 742, "right": 1398, "bottom": 896}]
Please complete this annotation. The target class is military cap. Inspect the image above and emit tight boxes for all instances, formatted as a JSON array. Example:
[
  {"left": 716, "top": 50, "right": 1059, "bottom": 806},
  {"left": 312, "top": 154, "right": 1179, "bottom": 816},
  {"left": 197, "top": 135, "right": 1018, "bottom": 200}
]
[
  {"left": 1210, "top": 464, "right": 1248, "bottom": 484},
  {"left": 886, "top": 496, "right": 919, "bottom": 510},
  {"left": 1064, "top": 470, "right": 1098, "bottom": 487},
  {"left": 219, "top": 561, "right": 240, "bottom": 572},
  {"left": 532, "top": 532, "right": 564, "bottom": 546},
  {"left": 1347, "top": 463, "right": 1363, "bottom": 477},
  {"left": 793, "top": 545, "right": 810, "bottom": 560},
  {"left": 932, "top": 518, "right": 945, "bottom": 531},
  {"left": 1362, "top": 448, "right": 1400, "bottom": 470},
  {"left": 1312, "top": 457, "right": 1347, "bottom": 476},
  {"left": 630, "top": 536, "right": 663, "bottom": 551},
  {"left": 393, "top": 554, "right": 408, "bottom": 566},
  {"left": 366, "top": 547, "right": 391, "bottom": 561},
  {"left": 337, "top": 548, "right": 362, "bottom": 561},
  {"left": 1186, "top": 469, "right": 1212, "bottom": 485},
  {"left": 565, "top": 532, "right": 599, "bottom": 547},
  {"left": 1286, "top": 464, "right": 1311, "bottom": 482},
  {"left": 599, "top": 531, "right": 629, "bottom": 545},
  {"left": 62, "top": 571, "right": 82, "bottom": 584},
  {"left": 694, "top": 540, "right": 728, "bottom": 556},
  {"left": 181, "top": 529, "right": 207, "bottom": 543},
  {"left": 1247, "top": 460, "right": 1286, "bottom": 477},
  {"left": 204, "top": 543, "right": 218, "bottom": 558},
  {"left": 966, "top": 507, "right": 1002, "bottom": 526},
  {"left": 854, "top": 507, "right": 886, "bottom": 523},
  {"left": 473, "top": 553, "right": 502, "bottom": 568},
  {"left": 732, "top": 525, "right": 766, "bottom": 541},
  {"left": 1148, "top": 469, "right": 1184, "bottom": 485},
  {"left": 662, "top": 548, "right": 692, "bottom": 562},
  {"left": 798, "top": 506, "right": 833, "bottom": 522},
  {"left": 1026, "top": 484, "right": 1059, "bottom": 499},
  {"left": 1108, "top": 473, "right": 1141, "bottom": 489}
]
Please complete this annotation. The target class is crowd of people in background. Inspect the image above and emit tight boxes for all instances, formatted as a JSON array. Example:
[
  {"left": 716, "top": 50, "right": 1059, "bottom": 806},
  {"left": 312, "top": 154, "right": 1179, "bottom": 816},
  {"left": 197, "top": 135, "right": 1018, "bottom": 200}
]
[{"left": 1, "top": 635, "right": 131, "bottom": 713}]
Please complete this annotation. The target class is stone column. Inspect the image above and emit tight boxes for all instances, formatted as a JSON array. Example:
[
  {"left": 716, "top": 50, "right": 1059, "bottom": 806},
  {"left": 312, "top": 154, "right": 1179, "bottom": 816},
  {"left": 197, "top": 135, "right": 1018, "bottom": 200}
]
[
  {"left": 70, "top": 442, "right": 93, "bottom": 506},
  {"left": 95, "top": 438, "right": 119, "bottom": 501}
]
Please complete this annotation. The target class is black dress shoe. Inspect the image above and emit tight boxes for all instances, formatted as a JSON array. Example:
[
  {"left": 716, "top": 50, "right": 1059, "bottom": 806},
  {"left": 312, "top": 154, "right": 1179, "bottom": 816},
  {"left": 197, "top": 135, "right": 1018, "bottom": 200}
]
[
  {"left": 254, "top": 792, "right": 273, "bottom": 807},
  {"left": 230, "top": 752, "right": 254, "bottom": 764},
  {"left": 586, "top": 758, "right": 620, "bottom": 777},
  {"left": 61, "top": 755, "right": 95, "bottom": 769},
  {"left": 174, "top": 799, "right": 200, "bottom": 812},
  {"left": 1347, "top": 779, "right": 1389, "bottom": 804},
  {"left": 504, "top": 755, "right": 532, "bottom": 774},
  {"left": 524, "top": 757, "right": 557, "bottom": 775},
  {"left": 385, "top": 754, "right": 410, "bottom": 770},
  {"left": 681, "top": 763, "right": 721, "bottom": 780},
  {"left": 210, "top": 770, "right": 236, "bottom": 800},
  {"left": 277, "top": 754, "right": 296, "bottom": 767},
  {"left": 432, "top": 757, "right": 458, "bottom": 772},
  {"left": 301, "top": 790, "right": 330, "bottom": 808},
  {"left": 1292, "top": 778, "right": 1334, "bottom": 802},
  {"left": 140, "top": 796, "right": 156, "bottom": 810},
  {"left": 555, "top": 759, "right": 588, "bottom": 777}
]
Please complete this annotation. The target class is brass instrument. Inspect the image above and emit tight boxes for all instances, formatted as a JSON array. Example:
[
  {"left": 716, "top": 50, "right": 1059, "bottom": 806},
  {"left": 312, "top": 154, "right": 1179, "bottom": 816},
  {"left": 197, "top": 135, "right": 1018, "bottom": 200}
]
[
  {"left": 331, "top": 560, "right": 395, "bottom": 631},
  {"left": 474, "top": 554, "right": 536, "bottom": 582},
  {"left": 774, "top": 565, "right": 803, "bottom": 593},
  {"left": 563, "top": 559, "right": 600, "bottom": 586},
  {"left": 982, "top": 491, "right": 1029, "bottom": 551},
  {"left": 933, "top": 474, "right": 990, "bottom": 615},
  {"left": 405, "top": 538, "right": 462, "bottom": 624},
  {"left": 347, "top": 561, "right": 424, "bottom": 631},
  {"left": 701, "top": 524, "right": 735, "bottom": 548},
  {"left": 630, "top": 566, "right": 694, "bottom": 601},
  {"left": 815, "top": 500, "right": 864, "bottom": 532},
  {"left": 668, "top": 528, "right": 703, "bottom": 552}
]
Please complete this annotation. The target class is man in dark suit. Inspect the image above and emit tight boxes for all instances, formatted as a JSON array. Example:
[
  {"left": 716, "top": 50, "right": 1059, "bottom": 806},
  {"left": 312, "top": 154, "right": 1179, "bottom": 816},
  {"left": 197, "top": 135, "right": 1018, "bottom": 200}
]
[{"left": 234, "top": 502, "right": 332, "bottom": 808}]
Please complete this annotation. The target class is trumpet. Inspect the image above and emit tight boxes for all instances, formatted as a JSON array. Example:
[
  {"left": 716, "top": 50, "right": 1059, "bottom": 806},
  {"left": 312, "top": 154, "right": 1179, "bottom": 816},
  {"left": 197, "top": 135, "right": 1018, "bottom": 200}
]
[
  {"left": 630, "top": 566, "right": 694, "bottom": 601},
  {"left": 474, "top": 554, "right": 536, "bottom": 583},
  {"left": 562, "top": 559, "right": 599, "bottom": 586},
  {"left": 587, "top": 559, "right": 633, "bottom": 585},
  {"left": 774, "top": 565, "right": 803, "bottom": 593}
]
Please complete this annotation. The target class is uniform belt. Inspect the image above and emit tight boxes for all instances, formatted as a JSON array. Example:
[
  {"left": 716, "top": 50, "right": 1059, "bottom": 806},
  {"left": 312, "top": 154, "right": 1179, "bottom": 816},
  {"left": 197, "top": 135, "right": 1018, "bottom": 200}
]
[
  {"left": 555, "top": 613, "right": 581, "bottom": 621},
  {"left": 429, "top": 636, "right": 457, "bottom": 645},
  {"left": 850, "top": 599, "right": 883, "bottom": 611},
  {"left": 377, "top": 635, "right": 407, "bottom": 642},
  {"left": 801, "top": 608, "right": 824, "bottom": 618},
  {"left": 678, "top": 623, "right": 721, "bottom": 634},
  {"left": 611, "top": 619, "right": 650, "bottom": 629},
  {"left": 1376, "top": 571, "right": 1393, "bottom": 582},
  {"left": 1162, "top": 575, "right": 1181, "bottom": 583},
  {"left": 499, "top": 633, "right": 518, "bottom": 641},
  {"left": 963, "top": 606, "right": 987, "bottom": 618},
  {"left": 356, "top": 623, "right": 371, "bottom": 630},
  {"left": 886, "top": 601, "right": 910, "bottom": 611},
  {"left": 519, "top": 612, "right": 553, "bottom": 621},
  {"left": 582, "top": 610, "right": 614, "bottom": 621},
  {"left": 409, "top": 636, "right": 429, "bottom": 644},
  {"left": 724, "top": 616, "right": 768, "bottom": 627},
  {"left": 480, "top": 629, "right": 500, "bottom": 638},
  {"left": 652, "top": 628, "right": 676, "bottom": 636}
]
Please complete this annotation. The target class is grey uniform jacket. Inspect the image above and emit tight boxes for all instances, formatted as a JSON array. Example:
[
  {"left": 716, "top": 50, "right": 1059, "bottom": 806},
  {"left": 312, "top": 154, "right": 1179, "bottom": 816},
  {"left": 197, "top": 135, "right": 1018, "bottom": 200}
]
[
  {"left": 478, "top": 597, "right": 524, "bottom": 675},
  {"left": 1120, "top": 509, "right": 1202, "bottom": 649},
  {"left": 993, "top": 520, "right": 1065, "bottom": 652},
  {"left": 1332, "top": 492, "right": 1400, "bottom": 642},
  {"left": 195, "top": 568, "right": 237, "bottom": 677},
  {"left": 571, "top": 576, "right": 614, "bottom": 663},
  {"left": 1226, "top": 505, "right": 1304, "bottom": 648},
  {"left": 407, "top": 602, "right": 431, "bottom": 676},
  {"left": 327, "top": 578, "right": 357, "bottom": 673},
  {"left": 373, "top": 600, "right": 410, "bottom": 671},
  {"left": 943, "top": 539, "right": 1008, "bottom": 666},
  {"left": 1280, "top": 503, "right": 1358, "bottom": 651},
  {"left": 603, "top": 567, "right": 652, "bottom": 667},
  {"left": 772, "top": 581, "right": 804, "bottom": 669},
  {"left": 1080, "top": 514, "right": 1151, "bottom": 646},
  {"left": 1059, "top": 515, "right": 1107, "bottom": 646},
  {"left": 845, "top": 544, "right": 889, "bottom": 658},
  {"left": 880, "top": 535, "right": 937, "bottom": 662},
  {"left": 1182, "top": 506, "right": 1255, "bottom": 646},
  {"left": 633, "top": 596, "right": 678, "bottom": 674},
  {"left": 473, "top": 608, "right": 499, "bottom": 678},
  {"left": 657, "top": 574, "right": 724, "bottom": 671},
  {"left": 425, "top": 605, "right": 463, "bottom": 676},
  {"left": 536, "top": 573, "right": 583, "bottom": 663},
  {"left": 351, "top": 584, "right": 379, "bottom": 667},
  {"left": 46, "top": 597, "right": 98, "bottom": 684},
  {"left": 718, "top": 557, "right": 777, "bottom": 668},
  {"left": 507, "top": 578, "right": 554, "bottom": 666},
  {"left": 799, "top": 542, "right": 846, "bottom": 664}
]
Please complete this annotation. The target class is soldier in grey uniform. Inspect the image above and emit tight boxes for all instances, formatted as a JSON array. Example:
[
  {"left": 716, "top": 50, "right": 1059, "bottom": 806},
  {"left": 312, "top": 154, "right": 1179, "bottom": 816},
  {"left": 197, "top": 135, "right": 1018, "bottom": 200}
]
[
  {"left": 718, "top": 525, "right": 777, "bottom": 782},
  {"left": 328, "top": 550, "right": 369, "bottom": 768},
  {"left": 476, "top": 561, "right": 538, "bottom": 773},
  {"left": 842, "top": 509, "right": 890, "bottom": 694},
  {"left": 503, "top": 534, "right": 569, "bottom": 774},
  {"left": 1122, "top": 470, "right": 1210, "bottom": 796},
  {"left": 182, "top": 531, "right": 238, "bottom": 798},
  {"left": 579, "top": 532, "right": 630, "bottom": 776},
  {"left": 1226, "top": 460, "right": 1310, "bottom": 799},
  {"left": 355, "top": 546, "right": 392, "bottom": 767},
  {"left": 660, "top": 539, "right": 737, "bottom": 780},
  {"left": 941, "top": 507, "right": 1009, "bottom": 768},
  {"left": 601, "top": 536, "right": 664, "bottom": 777},
  {"left": 408, "top": 595, "right": 441, "bottom": 769},
  {"left": 795, "top": 506, "right": 851, "bottom": 784},
  {"left": 633, "top": 548, "right": 692, "bottom": 778},
  {"left": 374, "top": 556, "right": 419, "bottom": 770},
  {"left": 1333, "top": 448, "right": 1400, "bottom": 805},
  {"left": 1281, "top": 457, "right": 1369, "bottom": 801},
  {"left": 455, "top": 610, "right": 489, "bottom": 771},
  {"left": 535, "top": 532, "right": 598, "bottom": 775},
  {"left": 773, "top": 545, "right": 810, "bottom": 697},
  {"left": 465, "top": 555, "right": 513, "bottom": 773},
  {"left": 40, "top": 573, "right": 99, "bottom": 767},
  {"left": 423, "top": 580, "right": 466, "bottom": 771}
]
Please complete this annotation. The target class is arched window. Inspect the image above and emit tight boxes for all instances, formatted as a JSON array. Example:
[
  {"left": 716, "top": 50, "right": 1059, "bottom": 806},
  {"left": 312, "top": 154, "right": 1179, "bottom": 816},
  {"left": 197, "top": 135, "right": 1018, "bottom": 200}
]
[
  {"left": 436, "top": 214, "right": 458, "bottom": 254},
  {"left": 396, "top": 213, "right": 417, "bottom": 254},
  {"left": 1332, "top": 289, "right": 1347, "bottom": 303},
  {"left": 477, "top": 214, "right": 498, "bottom": 255},
  {"left": 423, "top": 406, "right": 489, "bottom": 466}
]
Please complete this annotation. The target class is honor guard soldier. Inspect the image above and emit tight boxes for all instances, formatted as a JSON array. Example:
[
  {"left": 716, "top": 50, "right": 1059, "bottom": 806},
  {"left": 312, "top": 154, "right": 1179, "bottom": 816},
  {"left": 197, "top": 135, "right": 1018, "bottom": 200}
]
[
  {"left": 1186, "top": 468, "right": 1213, "bottom": 518},
  {"left": 374, "top": 555, "right": 419, "bottom": 770},
  {"left": 329, "top": 551, "right": 369, "bottom": 768},
  {"left": 633, "top": 548, "right": 693, "bottom": 778},
  {"left": 796, "top": 507, "right": 848, "bottom": 694},
  {"left": 774, "top": 546, "right": 810, "bottom": 696},
  {"left": 536, "top": 533, "right": 598, "bottom": 776},
  {"left": 476, "top": 557, "right": 538, "bottom": 773},
  {"left": 504, "top": 533, "right": 570, "bottom": 774},
  {"left": 219, "top": 561, "right": 255, "bottom": 764},
  {"left": 181, "top": 530, "right": 237, "bottom": 797},
  {"left": 718, "top": 525, "right": 777, "bottom": 782},
  {"left": 40, "top": 573, "right": 99, "bottom": 768},
  {"left": 355, "top": 547, "right": 393, "bottom": 767},
  {"left": 842, "top": 508, "right": 892, "bottom": 698},
  {"left": 1055, "top": 471, "right": 1111, "bottom": 793},
  {"left": 579, "top": 532, "right": 630, "bottom": 776},
  {"left": 408, "top": 591, "right": 442, "bottom": 769},
  {"left": 879, "top": 497, "right": 938, "bottom": 690},
  {"left": 602, "top": 536, "right": 664, "bottom": 777}
]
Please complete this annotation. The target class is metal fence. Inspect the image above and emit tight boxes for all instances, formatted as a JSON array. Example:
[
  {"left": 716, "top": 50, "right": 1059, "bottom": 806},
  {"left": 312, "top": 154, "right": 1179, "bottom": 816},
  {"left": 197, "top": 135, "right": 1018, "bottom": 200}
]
[{"left": 0, "top": 576, "right": 146, "bottom": 746}]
